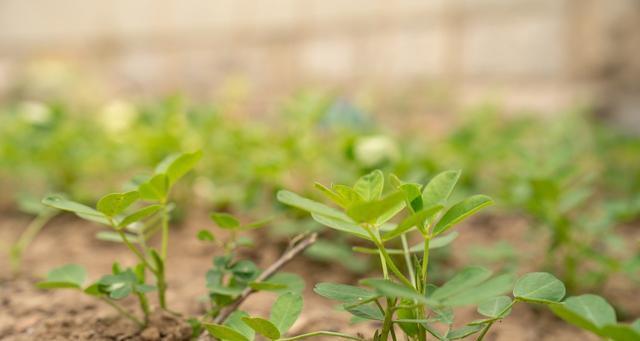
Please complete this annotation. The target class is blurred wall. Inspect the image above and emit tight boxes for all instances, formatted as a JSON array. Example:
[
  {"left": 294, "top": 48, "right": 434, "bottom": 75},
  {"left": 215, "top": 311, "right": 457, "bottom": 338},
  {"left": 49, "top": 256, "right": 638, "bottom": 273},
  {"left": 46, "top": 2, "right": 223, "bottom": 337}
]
[{"left": 0, "top": 0, "right": 638, "bottom": 118}]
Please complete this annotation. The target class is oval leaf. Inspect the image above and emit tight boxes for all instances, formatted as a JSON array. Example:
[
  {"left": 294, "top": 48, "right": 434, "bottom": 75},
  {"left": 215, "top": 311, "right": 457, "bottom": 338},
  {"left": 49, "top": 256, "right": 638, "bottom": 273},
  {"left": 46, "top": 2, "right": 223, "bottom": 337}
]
[
  {"left": 478, "top": 296, "right": 513, "bottom": 318},
  {"left": 353, "top": 170, "right": 384, "bottom": 201},
  {"left": 314, "top": 283, "right": 378, "bottom": 303},
  {"left": 360, "top": 278, "right": 428, "bottom": 304},
  {"left": 432, "top": 195, "right": 493, "bottom": 235},
  {"left": 270, "top": 292, "right": 303, "bottom": 334},
  {"left": 513, "top": 272, "right": 565, "bottom": 304},
  {"left": 204, "top": 324, "right": 249, "bottom": 341},
  {"left": 211, "top": 212, "right": 240, "bottom": 229},
  {"left": 242, "top": 317, "right": 280, "bottom": 340},
  {"left": 422, "top": 170, "right": 461, "bottom": 208},
  {"left": 97, "top": 191, "right": 140, "bottom": 217}
]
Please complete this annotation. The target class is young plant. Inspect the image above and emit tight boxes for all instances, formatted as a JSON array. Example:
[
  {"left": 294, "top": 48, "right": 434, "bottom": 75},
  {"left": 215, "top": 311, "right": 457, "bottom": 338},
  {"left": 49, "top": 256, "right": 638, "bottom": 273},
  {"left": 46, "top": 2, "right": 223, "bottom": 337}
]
[
  {"left": 264, "top": 170, "right": 627, "bottom": 340},
  {"left": 36, "top": 151, "right": 316, "bottom": 333},
  {"left": 38, "top": 151, "right": 201, "bottom": 325}
]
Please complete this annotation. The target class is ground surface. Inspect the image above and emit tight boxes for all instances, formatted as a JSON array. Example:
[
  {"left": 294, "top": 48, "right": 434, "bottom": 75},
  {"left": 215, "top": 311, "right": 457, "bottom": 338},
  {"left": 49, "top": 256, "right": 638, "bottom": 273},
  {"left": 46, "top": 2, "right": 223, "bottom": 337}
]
[{"left": 1, "top": 209, "right": 636, "bottom": 340}]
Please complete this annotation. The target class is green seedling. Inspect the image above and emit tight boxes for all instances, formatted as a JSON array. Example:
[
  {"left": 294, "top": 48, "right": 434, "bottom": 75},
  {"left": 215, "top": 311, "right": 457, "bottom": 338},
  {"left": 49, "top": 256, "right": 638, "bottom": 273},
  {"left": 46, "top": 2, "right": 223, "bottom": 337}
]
[
  {"left": 37, "top": 151, "right": 315, "bottom": 332},
  {"left": 254, "top": 170, "right": 627, "bottom": 340}
]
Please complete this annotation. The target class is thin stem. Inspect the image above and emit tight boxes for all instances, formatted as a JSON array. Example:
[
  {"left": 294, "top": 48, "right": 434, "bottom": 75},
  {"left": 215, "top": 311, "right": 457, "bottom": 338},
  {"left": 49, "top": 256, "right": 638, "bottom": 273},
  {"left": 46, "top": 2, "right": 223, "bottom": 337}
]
[
  {"left": 100, "top": 297, "right": 144, "bottom": 327},
  {"left": 160, "top": 204, "right": 170, "bottom": 261},
  {"left": 421, "top": 236, "right": 431, "bottom": 294},
  {"left": 278, "top": 331, "right": 365, "bottom": 341},
  {"left": 136, "top": 293, "right": 151, "bottom": 325},
  {"left": 362, "top": 225, "right": 413, "bottom": 287},
  {"left": 380, "top": 298, "right": 396, "bottom": 340},
  {"left": 401, "top": 234, "right": 416, "bottom": 287},
  {"left": 116, "top": 229, "right": 155, "bottom": 273},
  {"left": 10, "top": 210, "right": 57, "bottom": 274}
]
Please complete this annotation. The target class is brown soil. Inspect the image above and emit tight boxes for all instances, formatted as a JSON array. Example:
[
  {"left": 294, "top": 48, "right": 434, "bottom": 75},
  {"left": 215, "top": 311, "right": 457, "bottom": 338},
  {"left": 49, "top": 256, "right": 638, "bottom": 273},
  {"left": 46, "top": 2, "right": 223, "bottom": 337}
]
[{"left": 0, "top": 210, "right": 636, "bottom": 340}]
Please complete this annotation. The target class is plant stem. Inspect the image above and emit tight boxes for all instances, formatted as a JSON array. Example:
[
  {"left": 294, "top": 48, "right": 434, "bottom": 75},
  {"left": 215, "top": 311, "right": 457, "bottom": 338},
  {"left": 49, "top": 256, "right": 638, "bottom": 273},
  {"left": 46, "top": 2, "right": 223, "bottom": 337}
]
[
  {"left": 116, "top": 229, "right": 155, "bottom": 272},
  {"left": 136, "top": 293, "right": 151, "bottom": 325},
  {"left": 401, "top": 234, "right": 416, "bottom": 287},
  {"left": 100, "top": 297, "right": 144, "bottom": 327},
  {"left": 160, "top": 204, "right": 170, "bottom": 261},
  {"left": 278, "top": 331, "right": 365, "bottom": 341},
  {"left": 156, "top": 204, "right": 170, "bottom": 309},
  {"left": 380, "top": 298, "right": 395, "bottom": 340},
  {"left": 421, "top": 236, "right": 431, "bottom": 294},
  {"left": 362, "top": 225, "right": 413, "bottom": 287},
  {"left": 10, "top": 210, "right": 57, "bottom": 275}
]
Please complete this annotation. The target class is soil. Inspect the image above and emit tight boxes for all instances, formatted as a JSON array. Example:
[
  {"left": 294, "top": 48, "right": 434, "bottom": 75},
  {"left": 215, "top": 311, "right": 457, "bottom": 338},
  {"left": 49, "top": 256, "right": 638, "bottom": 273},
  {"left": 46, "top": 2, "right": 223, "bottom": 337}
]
[{"left": 0, "top": 209, "right": 636, "bottom": 340}]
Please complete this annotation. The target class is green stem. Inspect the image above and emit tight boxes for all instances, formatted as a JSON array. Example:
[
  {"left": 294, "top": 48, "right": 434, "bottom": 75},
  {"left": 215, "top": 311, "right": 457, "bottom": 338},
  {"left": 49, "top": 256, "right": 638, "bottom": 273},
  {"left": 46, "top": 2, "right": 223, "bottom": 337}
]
[
  {"left": 136, "top": 293, "right": 151, "bottom": 325},
  {"left": 401, "top": 234, "right": 416, "bottom": 287},
  {"left": 278, "top": 331, "right": 365, "bottom": 341},
  {"left": 100, "top": 297, "right": 144, "bottom": 327},
  {"left": 158, "top": 204, "right": 170, "bottom": 309},
  {"left": 380, "top": 298, "right": 396, "bottom": 340},
  {"left": 160, "top": 204, "right": 170, "bottom": 261},
  {"left": 421, "top": 236, "right": 431, "bottom": 294},
  {"left": 10, "top": 210, "right": 57, "bottom": 274},
  {"left": 116, "top": 229, "right": 155, "bottom": 273}
]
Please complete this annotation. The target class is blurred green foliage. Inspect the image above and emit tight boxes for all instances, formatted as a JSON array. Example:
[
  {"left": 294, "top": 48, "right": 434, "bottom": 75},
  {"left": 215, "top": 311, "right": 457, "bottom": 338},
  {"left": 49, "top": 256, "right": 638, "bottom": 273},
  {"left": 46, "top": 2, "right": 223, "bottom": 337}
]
[{"left": 1, "top": 92, "right": 639, "bottom": 292}]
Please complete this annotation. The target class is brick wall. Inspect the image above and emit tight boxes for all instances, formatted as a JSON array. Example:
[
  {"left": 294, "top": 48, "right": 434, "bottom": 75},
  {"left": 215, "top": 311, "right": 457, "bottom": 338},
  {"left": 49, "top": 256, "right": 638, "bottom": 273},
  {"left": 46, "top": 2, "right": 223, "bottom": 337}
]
[{"left": 0, "top": 0, "right": 638, "bottom": 118}]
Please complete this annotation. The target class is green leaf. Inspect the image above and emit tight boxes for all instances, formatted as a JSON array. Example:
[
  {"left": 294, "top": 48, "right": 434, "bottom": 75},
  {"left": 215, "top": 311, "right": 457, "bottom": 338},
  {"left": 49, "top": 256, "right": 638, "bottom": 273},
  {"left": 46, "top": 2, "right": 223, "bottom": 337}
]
[
  {"left": 432, "top": 195, "right": 493, "bottom": 235},
  {"left": 360, "top": 278, "right": 428, "bottom": 304},
  {"left": 211, "top": 212, "right": 240, "bottom": 229},
  {"left": 354, "top": 232, "right": 459, "bottom": 255},
  {"left": 118, "top": 204, "right": 162, "bottom": 227},
  {"left": 382, "top": 205, "right": 443, "bottom": 241},
  {"left": 399, "top": 183, "right": 423, "bottom": 212},
  {"left": 204, "top": 324, "right": 249, "bottom": 341},
  {"left": 314, "top": 182, "right": 348, "bottom": 208},
  {"left": 550, "top": 294, "right": 616, "bottom": 336},
  {"left": 260, "top": 273, "right": 305, "bottom": 294},
  {"left": 353, "top": 170, "right": 384, "bottom": 201},
  {"left": 96, "top": 191, "right": 140, "bottom": 217},
  {"left": 242, "top": 317, "right": 280, "bottom": 340},
  {"left": 42, "top": 195, "right": 105, "bottom": 219},
  {"left": 346, "top": 191, "right": 405, "bottom": 224},
  {"left": 513, "top": 272, "right": 565, "bottom": 304},
  {"left": 478, "top": 296, "right": 513, "bottom": 318},
  {"left": 310, "top": 213, "right": 370, "bottom": 240},
  {"left": 197, "top": 229, "right": 215, "bottom": 242},
  {"left": 440, "top": 274, "right": 514, "bottom": 307},
  {"left": 270, "top": 292, "right": 303, "bottom": 334},
  {"left": 95, "top": 231, "right": 140, "bottom": 244},
  {"left": 37, "top": 264, "right": 86, "bottom": 289},
  {"left": 138, "top": 174, "right": 169, "bottom": 201},
  {"left": 166, "top": 150, "right": 202, "bottom": 185},
  {"left": 333, "top": 185, "right": 364, "bottom": 204},
  {"left": 446, "top": 325, "right": 484, "bottom": 340},
  {"left": 277, "top": 190, "right": 348, "bottom": 220},
  {"left": 422, "top": 170, "right": 461, "bottom": 208},
  {"left": 431, "top": 267, "right": 492, "bottom": 301},
  {"left": 601, "top": 324, "right": 640, "bottom": 341},
  {"left": 249, "top": 281, "right": 287, "bottom": 291},
  {"left": 225, "top": 311, "right": 255, "bottom": 341},
  {"left": 345, "top": 303, "right": 384, "bottom": 321},
  {"left": 314, "top": 283, "right": 378, "bottom": 303}
]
